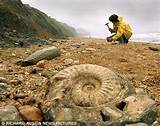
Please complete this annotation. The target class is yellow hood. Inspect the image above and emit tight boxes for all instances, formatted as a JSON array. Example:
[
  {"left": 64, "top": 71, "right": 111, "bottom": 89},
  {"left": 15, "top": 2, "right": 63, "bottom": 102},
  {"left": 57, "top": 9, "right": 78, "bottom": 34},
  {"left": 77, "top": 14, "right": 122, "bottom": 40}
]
[{"left": 118, "top": 16, "right": 123, "bottom": 22}]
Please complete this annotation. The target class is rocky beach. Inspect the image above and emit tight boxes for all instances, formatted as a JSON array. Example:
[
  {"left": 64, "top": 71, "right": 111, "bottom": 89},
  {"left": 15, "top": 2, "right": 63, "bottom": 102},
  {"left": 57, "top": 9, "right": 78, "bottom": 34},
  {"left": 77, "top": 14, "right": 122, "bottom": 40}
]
[
  {"left": 0, "top": 0, "right": 160, "bottom": 125},
  {"left": 0, "top": 37, "right": 160, "bottom": 125}
]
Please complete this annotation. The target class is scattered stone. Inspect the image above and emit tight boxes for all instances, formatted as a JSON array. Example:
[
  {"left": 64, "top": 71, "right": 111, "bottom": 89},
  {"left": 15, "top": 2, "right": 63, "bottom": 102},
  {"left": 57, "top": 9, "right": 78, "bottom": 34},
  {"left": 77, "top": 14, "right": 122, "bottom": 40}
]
[
  {"left": 0, "top": 83, "right": 10, "bottom": 93},
  {"left": 19, "top": 105, "right": 42, "bottom": 121},
  {"left": 11, "top": 53, "right": 16, "bottom": 56},
  {"left": 73, "top": 60, "right": 80, "bottom": 65},
  {"left": 61, "top": 40, "right": 67, "bottom": 43},
  {"left": 135, "top": 88, "right": 147, "bottom": 95},
  {"left": 38, "top": 44, "right": 42, "bottom": 47},
  {"left": 8, "top": 69, "right": 14, "bottom": 72},
  {"left": 27, "top": 67, "right": 43, "bottom": 75},
  {"left": 19, "top": 42, "right": 24, "bottom": 47},
  {"left": 65, "top": 52, "right": 71, "bottom": 56},
  {"left": 54, "top": 108, "right": 73, "bottom": 121},
  {"left": 40, "top": 69, "right": 57, "bottom": 78},
  {"left": 0, "top": 83, "right": 9, "bottom": 90},
  {"left": 18, "top": 46, "right": 61, "bottom": 66},
  {"left": 49, "top": 38, "right": 57, "bottom": 43},
  {"left": 0, "top": 106, "right": 22, "bottom": 121},
  {"left": 64, "top": 58, "right": 74, "bottom": 66},
  {"left": 25, "top": 96, "right": 37, "bottom": 105},
  {"left": 10, "top": 79, "right": 23, "bottom": 86},
  {"left": 0, "top": 94, "right": 7, "bottom": 101},
  {"left": 85, "top": 47, "right": 96, "bottom": 52},
  {"left": 13, "top": 30, "right": 16, "bottom": 33},
  {"left": 82, "top": 50, "right": 88, "bottom": 53},
  {"left": 149, "top": 47, "right": 160, "bottom": 51},
  {"left": 72, "top": 44, "right": 81, "bottom": 48},
  {"left": 152, "top": 121, "right": 159, "bottom": 126},
  {"left": 101, "top": 106, "right": 123, "bottom": 120},
  {"left": 54, "top": 65, "right": 64, "bottom": 71},
  {"left": 62, "top": 50, "right": 67, "bottom": 53},
  {"left": 0, "top": 77, "right": 7, "bottom": 83},
  {"left": 36, "top": 60, "right": 46, "bottom": 68},
  {"left": 49, "top": 38, "right": 53, "bottom": 41},
  {"left": 28, "top": 67, "right": 37, "bottom": 74},
  {"left": 119, "top": 58, "right": 128, "bottom": 62},
  {"left": 125, "top": 123, "right": 148, "bottom": 126},
  {"left": 13, "top": 93, "right": 28, "bottom": 100}
]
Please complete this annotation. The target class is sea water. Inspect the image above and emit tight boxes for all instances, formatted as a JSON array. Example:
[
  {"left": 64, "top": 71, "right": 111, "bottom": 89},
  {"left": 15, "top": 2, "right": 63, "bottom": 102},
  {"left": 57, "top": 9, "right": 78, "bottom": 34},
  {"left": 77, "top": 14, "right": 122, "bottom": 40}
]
[{"left": 131, "top": 33, "right": 160, "bottom": 44}]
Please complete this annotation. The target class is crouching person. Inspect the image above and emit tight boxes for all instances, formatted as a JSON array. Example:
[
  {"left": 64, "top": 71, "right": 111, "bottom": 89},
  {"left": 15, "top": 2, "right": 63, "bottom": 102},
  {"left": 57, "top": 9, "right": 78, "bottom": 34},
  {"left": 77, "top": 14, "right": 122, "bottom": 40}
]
[{"left": 106, "top": 14, "right": 133, "bottom": 44}]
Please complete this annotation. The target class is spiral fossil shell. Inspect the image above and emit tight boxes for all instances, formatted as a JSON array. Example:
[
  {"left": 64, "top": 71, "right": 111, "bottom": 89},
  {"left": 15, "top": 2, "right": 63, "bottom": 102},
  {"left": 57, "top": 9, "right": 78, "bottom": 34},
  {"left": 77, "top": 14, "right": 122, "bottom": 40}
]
[{"left": 48, "top": 64, "right": 134, "bottom": 107}]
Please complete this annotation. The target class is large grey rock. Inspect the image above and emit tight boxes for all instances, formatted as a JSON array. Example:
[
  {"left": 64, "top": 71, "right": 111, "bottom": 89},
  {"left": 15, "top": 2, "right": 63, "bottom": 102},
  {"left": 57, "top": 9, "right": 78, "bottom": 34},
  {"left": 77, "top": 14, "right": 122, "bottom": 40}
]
[
  {"left": 0, "top": 106, "right": 22, "bottom": 121},
  {"left": 18, "top": 46, "right": 60, "bottom": 66},
  {"left": 124, "top": 95, "right": 157, "bottom": 125}
]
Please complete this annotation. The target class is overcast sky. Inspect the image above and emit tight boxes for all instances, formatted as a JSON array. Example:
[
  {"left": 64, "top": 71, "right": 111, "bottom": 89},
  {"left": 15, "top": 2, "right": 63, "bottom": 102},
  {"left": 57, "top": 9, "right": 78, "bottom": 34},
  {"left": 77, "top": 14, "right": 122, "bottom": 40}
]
[{"left": 21, "top": 0, "right": 160, "bottom": 38}]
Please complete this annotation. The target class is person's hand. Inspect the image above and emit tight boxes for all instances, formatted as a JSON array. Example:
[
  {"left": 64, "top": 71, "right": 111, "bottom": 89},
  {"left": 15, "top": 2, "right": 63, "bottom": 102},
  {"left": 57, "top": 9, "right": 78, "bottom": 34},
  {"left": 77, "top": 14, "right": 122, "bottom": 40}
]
[
  {"left": 107, "top": 37, "right": 113, "bottom": 42},
  {"left": 108, "top": 28, "right": 112, "bottom": 32}
]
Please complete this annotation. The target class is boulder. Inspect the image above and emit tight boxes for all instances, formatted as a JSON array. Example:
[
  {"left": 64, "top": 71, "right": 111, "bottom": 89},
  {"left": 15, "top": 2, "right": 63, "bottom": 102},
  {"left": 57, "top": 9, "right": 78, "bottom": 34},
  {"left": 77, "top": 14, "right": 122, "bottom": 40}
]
[
  {"left": 18, "top": 105, "right": 42, "bottom": 121},
  {"left": 0, "top": 106, "right": 22, "bottom": 121},
  {"left": 18, "top": 46, "right": 60, "bottom": 66},
  {"left": 124, "top": 95, "right": 157, "bottom": 125}
]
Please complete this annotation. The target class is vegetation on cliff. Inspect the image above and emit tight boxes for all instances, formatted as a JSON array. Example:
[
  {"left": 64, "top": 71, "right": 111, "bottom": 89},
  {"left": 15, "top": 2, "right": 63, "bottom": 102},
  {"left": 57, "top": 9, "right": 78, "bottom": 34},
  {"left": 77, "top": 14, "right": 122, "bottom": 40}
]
[{"left": 0, "top": 0, "right": 77, "bottom": 38}]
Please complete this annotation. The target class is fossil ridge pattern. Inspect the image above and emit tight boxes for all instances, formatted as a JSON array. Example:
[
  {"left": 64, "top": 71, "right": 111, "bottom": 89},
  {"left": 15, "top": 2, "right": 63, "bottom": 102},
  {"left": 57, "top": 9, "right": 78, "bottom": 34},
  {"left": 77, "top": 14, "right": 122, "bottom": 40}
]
[{"left": 48, "top": 64, "right": 134, "bottom": 107}]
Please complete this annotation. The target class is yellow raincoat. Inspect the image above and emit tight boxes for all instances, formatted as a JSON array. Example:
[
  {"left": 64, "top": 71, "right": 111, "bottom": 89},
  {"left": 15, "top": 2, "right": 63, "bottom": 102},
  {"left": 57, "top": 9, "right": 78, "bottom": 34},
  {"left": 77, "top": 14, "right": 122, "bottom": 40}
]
[{"left": 112, "top": 16, "right": 133, "bottom": 41}]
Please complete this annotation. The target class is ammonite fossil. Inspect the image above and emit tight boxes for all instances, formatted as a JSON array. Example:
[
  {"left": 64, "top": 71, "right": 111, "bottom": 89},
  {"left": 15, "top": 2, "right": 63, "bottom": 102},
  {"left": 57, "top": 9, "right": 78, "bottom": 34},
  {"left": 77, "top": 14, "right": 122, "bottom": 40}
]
[
  {"left": 48, "top": 64, "right": 135, "bottom": 107},
  {"left": 45, "top": 64, "right": 157, "bottom": 125}
]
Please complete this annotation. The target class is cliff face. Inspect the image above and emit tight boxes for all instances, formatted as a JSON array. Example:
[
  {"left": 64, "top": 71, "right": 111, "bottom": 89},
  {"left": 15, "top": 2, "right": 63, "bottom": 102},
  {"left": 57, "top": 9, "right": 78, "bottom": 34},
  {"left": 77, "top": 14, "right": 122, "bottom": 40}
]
[{"left": 0, "top": 0, "right": 77, "bottom": 38}]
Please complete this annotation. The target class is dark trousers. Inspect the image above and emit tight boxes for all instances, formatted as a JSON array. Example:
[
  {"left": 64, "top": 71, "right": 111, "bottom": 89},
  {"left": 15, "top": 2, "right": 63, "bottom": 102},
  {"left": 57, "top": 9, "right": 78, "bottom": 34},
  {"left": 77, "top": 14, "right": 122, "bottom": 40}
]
[{"left": 107, "top": 34, "right": 128, "bottom": 44}]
